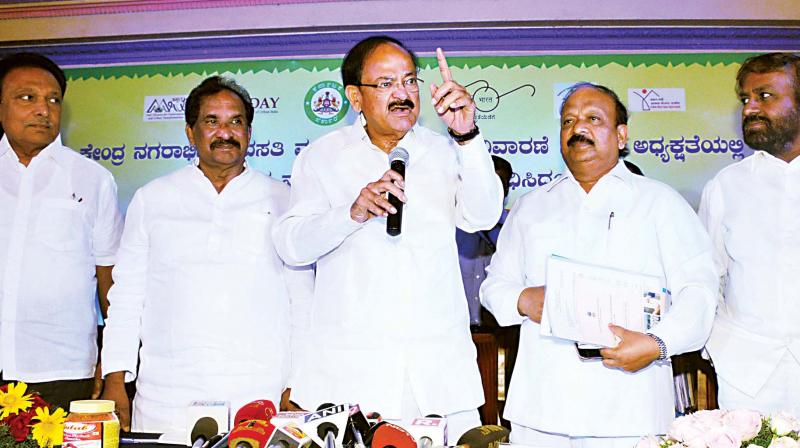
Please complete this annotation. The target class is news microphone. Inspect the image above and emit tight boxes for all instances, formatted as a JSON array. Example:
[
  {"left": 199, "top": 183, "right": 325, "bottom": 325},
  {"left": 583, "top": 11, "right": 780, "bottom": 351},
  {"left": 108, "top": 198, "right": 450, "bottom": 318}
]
[
  {"left": 235, "top": 400, "right": 278, "bottom": 425},
  {"left": 455, "top": 425, "right": 510, "bottom": 448},
  {"left": 371, "top": 422, "right": 416, "bottom": 448},
  {"left": 347, "top": 405, "right": 371, "bottom": 448},
  {"left": 298, "top": 403, "right": 349, "bottom": 448},
  {"left": 191, "top": 417, "right": 219, "bottom": 448},
  {"left": 207, "top": 432, "right": 231, "bottom": 448},
  {"left": 386, "top": 147, "right": 409, "bottom": 236},
  {"left": 230, "top": 419, "right": 274, "bottom": 448},
  {"left": 265, "top": 423, "right": 313, "bottom": 448}
]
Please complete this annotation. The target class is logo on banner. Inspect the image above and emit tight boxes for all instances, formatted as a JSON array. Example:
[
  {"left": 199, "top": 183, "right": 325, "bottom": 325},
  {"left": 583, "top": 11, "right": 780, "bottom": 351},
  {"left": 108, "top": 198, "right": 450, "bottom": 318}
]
[
  {"left": 304, "top": 81, "right": 349, "bottom": 126},
  {"left": 143, "top": 95, "right": 186, "bottom": 122},
  {"left": 628, "top": 88, "right": 686, "bottom": 112}
]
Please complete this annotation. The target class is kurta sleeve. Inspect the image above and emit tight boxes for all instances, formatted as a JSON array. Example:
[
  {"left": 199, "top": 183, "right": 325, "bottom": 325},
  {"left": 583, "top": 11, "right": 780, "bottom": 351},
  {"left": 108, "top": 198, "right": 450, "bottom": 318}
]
[
  {"left": 273, "top": 149, "right": 363, "bottom": 266},
  {"left": 92, "top": 172, "right": 123, "bottom": 266},
  {"left": 480, "top": 200, "right": 528, "bottom": 326},
  {"left": 453, "top": 133, "right": 504, "bottom": 232},
  {"left": 647, "top": 192, "right": 718, "bottom": 357},
  {"left": 101, "top": 190, "right": 149, "bottom": 381}
]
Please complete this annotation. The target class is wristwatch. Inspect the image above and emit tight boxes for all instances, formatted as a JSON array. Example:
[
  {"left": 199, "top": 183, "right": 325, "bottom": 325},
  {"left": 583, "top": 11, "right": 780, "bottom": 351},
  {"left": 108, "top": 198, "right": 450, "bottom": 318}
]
[
  {"left": 647, "top": 333, "right": 668, "bottom": 360},
  {"left": 448, "top": 125, "right": 480, "bottom": 143}
]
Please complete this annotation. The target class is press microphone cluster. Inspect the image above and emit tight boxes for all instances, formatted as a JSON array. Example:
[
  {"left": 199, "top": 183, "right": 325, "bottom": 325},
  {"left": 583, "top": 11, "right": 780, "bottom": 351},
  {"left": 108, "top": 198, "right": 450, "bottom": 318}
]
[
  {"left": 386, "top": 147, "right": 409, "bottom": 236},
  {"left": 256, "top": 401, "right": 507, "bottom": 448}
]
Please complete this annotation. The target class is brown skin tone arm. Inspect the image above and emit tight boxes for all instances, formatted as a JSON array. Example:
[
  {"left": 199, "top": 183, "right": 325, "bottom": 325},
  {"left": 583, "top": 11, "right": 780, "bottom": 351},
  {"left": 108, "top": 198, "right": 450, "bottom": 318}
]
[
  {"left": 100, "top": 371, "right": 131, "bottom": 431},
  {"left": 600, "top": 324, "right": 661, "bottom": 372},
  {"left": 517, "top": 286, "right": 545, "bottom": 323},
  {"left": 516, "top": 286, "right": 660, "bottom": 372}
]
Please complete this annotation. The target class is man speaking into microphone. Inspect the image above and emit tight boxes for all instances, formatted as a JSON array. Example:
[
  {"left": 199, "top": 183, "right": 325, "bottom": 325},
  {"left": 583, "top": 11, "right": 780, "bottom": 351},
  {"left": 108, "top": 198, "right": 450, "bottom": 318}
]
[{"left": 273, "top": 36, "right": 502, "bottom": 440}]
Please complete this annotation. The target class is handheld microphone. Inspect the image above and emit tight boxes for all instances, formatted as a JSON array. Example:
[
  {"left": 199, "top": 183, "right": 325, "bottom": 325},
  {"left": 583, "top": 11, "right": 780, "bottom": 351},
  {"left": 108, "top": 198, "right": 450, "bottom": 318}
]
[
  {"left": 190, "top": 417, "right": 219, "bottom": 448},
  {"left": 455, "top": 425, "right": 510, "bottom": 448},
  {"left": 386, "top": 147, "right": 409, "bottom": 236}
]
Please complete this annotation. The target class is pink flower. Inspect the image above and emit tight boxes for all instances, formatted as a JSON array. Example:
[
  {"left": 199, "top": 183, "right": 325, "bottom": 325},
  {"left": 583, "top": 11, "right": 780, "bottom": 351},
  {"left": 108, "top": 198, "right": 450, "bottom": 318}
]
[
  {"left": 636, "top": 435, "right": 663, "bottom": 448},
  {"left": 701, "top": 426, "right": 741, "bottom": 448},
  {"left": 723, "top": 409, "right": 762, "bottom": 441},
  {"left": 669, "top": 414, "right": 707, "bottom": 444},
  {"left": 670, "top": 411, "right": 728, "bottom": 447}
]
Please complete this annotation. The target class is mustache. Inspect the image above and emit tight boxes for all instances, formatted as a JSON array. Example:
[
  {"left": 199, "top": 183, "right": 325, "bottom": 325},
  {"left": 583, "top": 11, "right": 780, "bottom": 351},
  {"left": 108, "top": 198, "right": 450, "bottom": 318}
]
[
  {"left": 743, "top": 114, "right": 772, "bottom": 129},
  {"left": 567, "top": 134, "right": 595, "bottom": 147},
  {"left": 27, "top": 119, "right": 52, "bottom": 128},
  {"left": 388, "top": 99, "right": 415, "bottom": 110},
  {"left": 210, "top": 138, "right": 241, "bottom": 150}
]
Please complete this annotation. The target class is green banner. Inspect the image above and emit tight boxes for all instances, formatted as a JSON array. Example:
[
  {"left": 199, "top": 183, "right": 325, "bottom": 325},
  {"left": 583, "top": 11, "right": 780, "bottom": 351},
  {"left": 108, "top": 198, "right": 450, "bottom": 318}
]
[{"left": 62, "top": 53, "right": 751, "bottom": 210}]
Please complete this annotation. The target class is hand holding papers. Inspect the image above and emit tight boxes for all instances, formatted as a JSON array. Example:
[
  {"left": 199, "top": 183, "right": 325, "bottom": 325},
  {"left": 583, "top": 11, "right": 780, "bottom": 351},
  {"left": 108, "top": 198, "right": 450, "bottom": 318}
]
[{"left": 540, "top": 255, "right": 669, "bottom": 348}]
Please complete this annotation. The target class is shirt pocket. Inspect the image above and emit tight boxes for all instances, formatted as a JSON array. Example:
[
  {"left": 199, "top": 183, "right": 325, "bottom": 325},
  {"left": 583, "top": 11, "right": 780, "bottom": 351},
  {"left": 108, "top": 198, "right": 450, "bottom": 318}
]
[
  {"left": 233, "top": 211, "right": 272, "bottom": 255},
  {"left": 35, "top": 198, "right": 83, "bottom": 251}
]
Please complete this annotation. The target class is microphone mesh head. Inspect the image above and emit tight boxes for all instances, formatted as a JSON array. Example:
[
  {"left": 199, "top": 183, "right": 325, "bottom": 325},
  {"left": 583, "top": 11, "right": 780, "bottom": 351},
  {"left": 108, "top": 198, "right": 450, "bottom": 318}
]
[{"left": 388, "top": 147, "right": 409, "bottom": 165}]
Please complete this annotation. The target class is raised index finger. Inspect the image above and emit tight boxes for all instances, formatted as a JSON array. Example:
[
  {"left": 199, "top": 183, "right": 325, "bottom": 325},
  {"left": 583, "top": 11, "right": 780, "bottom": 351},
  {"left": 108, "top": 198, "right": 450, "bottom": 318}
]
[{"left": 436, "top": 47, "right": 453, "bottom": 83}]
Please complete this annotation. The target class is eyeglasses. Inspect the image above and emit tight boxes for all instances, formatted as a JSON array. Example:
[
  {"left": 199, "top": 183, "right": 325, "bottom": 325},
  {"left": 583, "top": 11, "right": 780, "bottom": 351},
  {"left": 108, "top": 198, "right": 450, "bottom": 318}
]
[{"left": 354, "top": 77, "right": 424, "bottom": 93}]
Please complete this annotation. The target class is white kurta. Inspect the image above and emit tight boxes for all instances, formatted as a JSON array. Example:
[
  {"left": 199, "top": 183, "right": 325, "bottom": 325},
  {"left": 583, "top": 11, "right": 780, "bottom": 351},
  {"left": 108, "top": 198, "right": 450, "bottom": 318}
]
[
  {"left": 699, "top": 150, "right": 800, "bottom": 403},
  {"left": 481, "top": 161, "right": 717, "bottom": 436},
  {"left": 273, "top": 122, "right": 503, "bottom": 418},
  {"left": 102, "top": 163, "right": 312, "bottom": 433},
  {"left": 0, "top": 135, "right": 122, "bottom": 382}
]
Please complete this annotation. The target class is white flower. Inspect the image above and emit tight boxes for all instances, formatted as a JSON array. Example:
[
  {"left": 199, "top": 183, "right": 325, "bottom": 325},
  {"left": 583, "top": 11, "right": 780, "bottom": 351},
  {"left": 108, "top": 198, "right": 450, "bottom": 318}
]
[
  {"left": 770, "top": 412, "right": 800, "bottom": 436},
  {"left": 768, "top": 436, "right": 799, "bottom": 448},
  {"left": 723, "top": 409, "right": 763, "bottom": 441}
]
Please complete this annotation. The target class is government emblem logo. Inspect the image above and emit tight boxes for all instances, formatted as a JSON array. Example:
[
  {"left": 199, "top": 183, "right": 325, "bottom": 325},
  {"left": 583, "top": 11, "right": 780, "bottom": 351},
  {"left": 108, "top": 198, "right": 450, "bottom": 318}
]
[{"left": 304, "top": 81, "right": 349, "bottom": 126}]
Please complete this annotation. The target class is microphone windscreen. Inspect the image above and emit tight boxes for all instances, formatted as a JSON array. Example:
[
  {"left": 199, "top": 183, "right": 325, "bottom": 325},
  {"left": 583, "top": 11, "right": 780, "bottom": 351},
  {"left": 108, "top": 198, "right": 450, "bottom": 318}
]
[
  {"left": 230, "top": 420, "right": 274, "bottom": 448},
  {"left": 388, "top": 147, "right": 410, "bottom": 165},
  {"left": 234, "top": 400, "right": 277, "bottom": 425},
  {"left": 456, "top": 425, "right": 510, "bottom": 448},
  {"left": 191, "top": 416, "right": 219, "bottom": 445},
  {"left": 371, "top": 422, "right": 416, "bottom": 448}
]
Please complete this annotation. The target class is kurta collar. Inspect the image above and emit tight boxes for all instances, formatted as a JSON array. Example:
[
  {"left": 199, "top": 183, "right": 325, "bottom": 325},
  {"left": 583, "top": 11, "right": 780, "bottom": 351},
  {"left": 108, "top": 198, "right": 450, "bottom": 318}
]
[
  {"left": 547, "top": 159, "right": 635, "bottom": 193},
  {"left": 749, "top": 149, "right": 800, "bottom": 172},
  {"left": 0, "top": 134, "right": 66, "bottom": 167},
  {"left": 350, "top": 120, "right": 420, "bottom": 156}
]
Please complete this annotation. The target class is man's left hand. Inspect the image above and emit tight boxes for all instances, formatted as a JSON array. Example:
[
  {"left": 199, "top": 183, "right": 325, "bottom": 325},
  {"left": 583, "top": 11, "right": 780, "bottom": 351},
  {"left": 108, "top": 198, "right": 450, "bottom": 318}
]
[
  {"left": 599, "top": 324, "right": 661, "bottom": 372},
  {"left": 429, "top": 48, "right": 476, "bottom": 136},
  {"left": 91, "top": 362, "right": 103, "bottom": 399}
]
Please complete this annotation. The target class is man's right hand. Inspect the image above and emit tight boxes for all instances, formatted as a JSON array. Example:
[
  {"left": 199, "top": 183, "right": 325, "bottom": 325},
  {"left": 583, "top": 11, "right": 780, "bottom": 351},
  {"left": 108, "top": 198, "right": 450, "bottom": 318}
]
[
  {"left": 100, "top": 371, "right": 131, "bottom": 431},
  {"left": 517, "top": 286, "right": 545, "bottom": 323},
  {"left": 350, "top": 169, "right": 406, "bottom": 223}
]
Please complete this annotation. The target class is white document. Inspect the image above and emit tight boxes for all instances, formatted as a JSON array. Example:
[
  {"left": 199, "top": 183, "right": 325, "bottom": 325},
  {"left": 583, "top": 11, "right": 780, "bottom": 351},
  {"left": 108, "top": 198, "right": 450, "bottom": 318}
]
[{"left": 540, "top": 255, "right": 669, "bottom": 347}]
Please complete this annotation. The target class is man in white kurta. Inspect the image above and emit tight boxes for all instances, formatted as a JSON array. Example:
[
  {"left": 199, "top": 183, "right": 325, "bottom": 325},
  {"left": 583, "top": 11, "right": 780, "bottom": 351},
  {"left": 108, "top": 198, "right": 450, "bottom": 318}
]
[
  {"left": 101, "top": 76, "right": 312, "bottom": 433},
  {"left": 481, "top": 83, "right": 717, "bottom": 448},
  {"left": 699, "top": 52, "right": 800, "bottom": 415},
  {"left": 273, "top": 37, "right": 502, "bottom": 439},
  {"left": 0, "top": 52, "right": 122, "bottom": 409}
]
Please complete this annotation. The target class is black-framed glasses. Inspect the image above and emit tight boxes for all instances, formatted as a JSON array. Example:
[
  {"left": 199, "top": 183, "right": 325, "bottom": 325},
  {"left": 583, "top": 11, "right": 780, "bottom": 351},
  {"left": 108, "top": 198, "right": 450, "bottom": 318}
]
[{"left": 354, "top": 77, "right": 424, "bottom": 93}]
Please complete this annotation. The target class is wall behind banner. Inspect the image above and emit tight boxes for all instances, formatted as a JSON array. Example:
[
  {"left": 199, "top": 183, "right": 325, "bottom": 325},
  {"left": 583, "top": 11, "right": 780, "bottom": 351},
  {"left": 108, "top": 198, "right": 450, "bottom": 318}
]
[{"left": 62, "top": 52, "right": 752, "bottom": 211}]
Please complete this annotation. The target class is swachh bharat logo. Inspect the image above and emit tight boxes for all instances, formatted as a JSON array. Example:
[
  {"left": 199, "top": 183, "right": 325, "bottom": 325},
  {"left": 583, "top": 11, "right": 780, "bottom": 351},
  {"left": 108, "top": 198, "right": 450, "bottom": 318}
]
[{"left": 304, "top": 81, "right": 349, "bottom": 126}]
